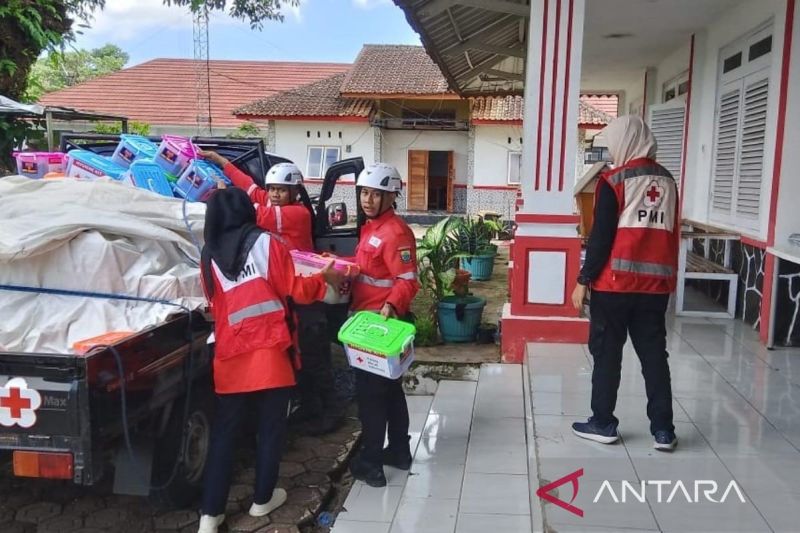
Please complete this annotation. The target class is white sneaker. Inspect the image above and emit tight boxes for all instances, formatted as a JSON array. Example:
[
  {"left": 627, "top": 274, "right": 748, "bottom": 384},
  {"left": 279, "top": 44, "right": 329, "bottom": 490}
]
[
  {"left": 249, "top": 488, "right": 288, "bottom": 517},
  {"left": 197, "top": 514, "right": 224, "bottom": 533}
]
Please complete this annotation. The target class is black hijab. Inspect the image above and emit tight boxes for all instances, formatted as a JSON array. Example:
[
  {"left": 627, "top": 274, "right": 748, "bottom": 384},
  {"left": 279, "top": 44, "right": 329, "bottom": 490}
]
[{"left": 201, "top": 188, "right": 262, "bottom": 296}]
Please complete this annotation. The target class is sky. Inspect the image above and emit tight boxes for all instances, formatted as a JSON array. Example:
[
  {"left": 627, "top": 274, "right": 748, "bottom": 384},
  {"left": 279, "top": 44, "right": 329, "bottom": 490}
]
[{"left": 72, "top": 0, "right": 422, "bottom": 67}]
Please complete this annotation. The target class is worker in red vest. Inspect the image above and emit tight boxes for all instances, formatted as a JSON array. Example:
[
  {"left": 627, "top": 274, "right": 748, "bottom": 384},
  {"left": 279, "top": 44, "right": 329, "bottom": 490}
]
[
  {"left": 197, "top": 188, "right": 343, "bottom": 533},
  {"left": 347, "top": 163, "right": 420, "bottom": 487},
  {"left": 570, "top": 115, "right": 679, "bottom": 451},
  {"left": 200, "top": 150, "right": 343, "bottom": 435}
]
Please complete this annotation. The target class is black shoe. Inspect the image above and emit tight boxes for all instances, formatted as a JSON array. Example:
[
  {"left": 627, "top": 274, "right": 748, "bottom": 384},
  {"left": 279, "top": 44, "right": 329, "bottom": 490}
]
[
  {"left": 653, "top": 430, "right": 677, "bottom": 451},
  {"left": 571, "top": 419, "right": 619, "bottom": 444},
  {"left": 350, "top": 455, "right": 387, "bottom": 488}
]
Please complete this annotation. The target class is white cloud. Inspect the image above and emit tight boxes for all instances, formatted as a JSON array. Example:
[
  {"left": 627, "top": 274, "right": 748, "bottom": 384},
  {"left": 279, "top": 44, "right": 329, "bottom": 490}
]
[{"left": 352, "top": 0, "right": 392, "bottom": 9}]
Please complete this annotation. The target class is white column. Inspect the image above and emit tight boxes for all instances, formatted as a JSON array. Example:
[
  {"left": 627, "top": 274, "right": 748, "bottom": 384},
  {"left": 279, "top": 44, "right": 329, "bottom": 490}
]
[{"left": 521, "top": 0, "right": 585, "bottom": 214}]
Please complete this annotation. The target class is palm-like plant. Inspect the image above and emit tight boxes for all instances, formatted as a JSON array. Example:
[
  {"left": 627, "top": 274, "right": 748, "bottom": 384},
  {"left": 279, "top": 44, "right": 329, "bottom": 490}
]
[
  {"left": 416, "top": 217, "right": 467, "bottom": 313},
  {"left": 455, "top": 216, "right": 503, "bottom": 256}
]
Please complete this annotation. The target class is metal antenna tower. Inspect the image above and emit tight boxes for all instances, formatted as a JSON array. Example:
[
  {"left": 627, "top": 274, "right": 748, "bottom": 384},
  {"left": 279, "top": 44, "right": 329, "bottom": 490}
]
[{"left": 193, "top": 5, "right": 212, "bottom": 135}]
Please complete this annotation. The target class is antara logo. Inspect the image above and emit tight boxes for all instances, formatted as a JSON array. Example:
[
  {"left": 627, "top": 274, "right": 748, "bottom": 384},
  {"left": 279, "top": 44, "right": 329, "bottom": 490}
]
[{"left": 537, "top": 470, "right": 747, "bottom": 518}]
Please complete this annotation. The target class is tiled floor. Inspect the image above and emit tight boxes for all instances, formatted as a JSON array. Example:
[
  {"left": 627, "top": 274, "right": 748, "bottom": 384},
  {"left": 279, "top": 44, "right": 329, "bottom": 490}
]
[
  {"left": 332, "top": 367, "right": 533, "bottom": 533},
  {"left": 529, "top": 316, "right": 800, "bottom": 532},
  {"left": 332, "top": 314, "right": 800, "bottom": 533}
]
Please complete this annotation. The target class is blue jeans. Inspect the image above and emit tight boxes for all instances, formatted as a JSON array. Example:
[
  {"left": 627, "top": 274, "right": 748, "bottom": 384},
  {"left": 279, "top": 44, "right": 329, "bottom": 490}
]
[{"left": 201, "top": 387, "right": 291, "bottom": 516}]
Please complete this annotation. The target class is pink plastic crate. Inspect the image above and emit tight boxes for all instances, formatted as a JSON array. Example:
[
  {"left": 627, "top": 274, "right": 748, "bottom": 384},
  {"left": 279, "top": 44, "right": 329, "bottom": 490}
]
[
  {"left": 154, "top": 135, "right": 197, "bottom": 176},
  {"left": 13, "top": 152, "right": 65, "bottom": 179},
  {"left": 290, "top": 251, "right": 359, "bottom": 304}
]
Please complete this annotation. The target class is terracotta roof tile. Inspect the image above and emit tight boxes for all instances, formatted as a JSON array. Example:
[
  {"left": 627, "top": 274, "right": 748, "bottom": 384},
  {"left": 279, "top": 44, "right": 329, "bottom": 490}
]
[
  {"left": 470, "top": 95, "right": 614, "bottom": 126},
  {"left": 38, "top": 59, "right": 351, "bottom": 127},
  {"left": 339, "top": 45, "right": 450, "bottom": 95},
  {"left": 235, "top": 72, "right": 374, "bottom": 118},
  {"left": 580, "top": 94, "right": 618, "bottom": 118}
]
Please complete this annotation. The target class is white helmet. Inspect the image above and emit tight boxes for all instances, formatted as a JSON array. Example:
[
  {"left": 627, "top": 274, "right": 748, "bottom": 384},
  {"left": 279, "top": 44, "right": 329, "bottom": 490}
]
[
  {"left": 265, "top": 162, "right": 303, "bottom": 186},
  {"left": 356, "top": 163, "right": 402, "bottom": 193}
]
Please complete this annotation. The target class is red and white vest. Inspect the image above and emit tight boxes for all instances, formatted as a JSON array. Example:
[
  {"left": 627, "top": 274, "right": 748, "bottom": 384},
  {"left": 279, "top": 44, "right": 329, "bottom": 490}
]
[
  {"left": 209, "top": 233, "right": 291, "bottom": 360},
  {"left": 592, "top": 158, "right": 679, "bottom": 294}
]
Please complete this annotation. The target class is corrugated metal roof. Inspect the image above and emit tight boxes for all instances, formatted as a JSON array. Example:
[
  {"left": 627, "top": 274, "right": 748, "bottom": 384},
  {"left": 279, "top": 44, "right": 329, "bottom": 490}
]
[
  {"left": 394, "top": 0, "right": 528, "bottom": 95},
  {"left": 236, "top": 73, "right": 374, "bottom": 118},
  {"left": 39, "top": 59, "right": 352, "bottom": 127}
]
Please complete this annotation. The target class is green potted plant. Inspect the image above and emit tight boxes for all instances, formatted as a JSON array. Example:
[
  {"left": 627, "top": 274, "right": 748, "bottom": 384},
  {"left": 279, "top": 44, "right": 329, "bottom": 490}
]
[
  {"left": 456, "top": 216, "right": 503, "bottom": 281},
  {"left": 417, "top": 217, "right": 486, "bottom": 343}
]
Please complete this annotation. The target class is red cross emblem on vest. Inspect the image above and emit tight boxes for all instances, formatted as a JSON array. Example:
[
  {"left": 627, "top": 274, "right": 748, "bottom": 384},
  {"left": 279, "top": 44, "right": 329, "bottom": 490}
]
[
  {"left": 0, "top": 378, "right": 42, "bottom": 428},
  {"left": 643, "top": 181, "right": 665, "bottom": 208}
]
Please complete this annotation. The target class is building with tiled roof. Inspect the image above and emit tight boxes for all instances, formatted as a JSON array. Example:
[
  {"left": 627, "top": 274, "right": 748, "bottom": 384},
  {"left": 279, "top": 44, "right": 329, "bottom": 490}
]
[
  {"left": 235, "top": 72, "right": 374, "bottom": 120},
  {"left": 339, "top": 45, "right": 452, "bottom": 97},
  {"left": 38, "top": 58, "right": 351, "bottom": 133}
]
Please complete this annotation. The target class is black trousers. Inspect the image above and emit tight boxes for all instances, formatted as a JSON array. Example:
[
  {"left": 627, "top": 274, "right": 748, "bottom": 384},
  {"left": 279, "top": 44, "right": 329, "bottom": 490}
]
[
  {"left": 588, "top": 291, "right": 674, "bottom": 435},
  {"left": 201, "top": 387, "right": 291, "bottom": 516},
  {"left": 354, "top": 369, "right": 409, "bottom": 465},
  {"left": 294, "top": 302, "right": 339, "bottom": 417}
]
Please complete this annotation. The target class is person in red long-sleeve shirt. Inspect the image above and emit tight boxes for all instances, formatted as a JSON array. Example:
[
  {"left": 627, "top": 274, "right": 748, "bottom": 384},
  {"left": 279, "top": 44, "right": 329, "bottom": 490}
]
[
  {"left": 199, "top": 151, "right": 343, "bottom": 436},
  {"left": 197, "top": 188, "right": 343, "bottom": 533},
  {"left": 347, "top": 163, "right": 420, "bottom": 488}
]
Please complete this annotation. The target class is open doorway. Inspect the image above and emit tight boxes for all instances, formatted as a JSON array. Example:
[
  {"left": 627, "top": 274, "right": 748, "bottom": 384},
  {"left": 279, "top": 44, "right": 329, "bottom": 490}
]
[{"left": 407, "top": 149, "right": 454, "bottom": 212}]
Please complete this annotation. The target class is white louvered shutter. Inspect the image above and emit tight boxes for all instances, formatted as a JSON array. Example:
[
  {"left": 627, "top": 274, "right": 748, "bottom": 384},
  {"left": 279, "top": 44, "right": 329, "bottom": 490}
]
[
  {"left": 711, "top": 86, "right": 742, "bottom": 214},
  {"left": 736, "top": 75, "right": 769, "bottom": 219},
  {"left": 648, "top": 100, "right": 686, "bottom": 184}
]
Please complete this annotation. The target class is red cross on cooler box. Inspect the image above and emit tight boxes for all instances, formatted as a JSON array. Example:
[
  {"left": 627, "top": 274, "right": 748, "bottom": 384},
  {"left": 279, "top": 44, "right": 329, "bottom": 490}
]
[{"left": 0, "top": 378, "right": 42, "bottom": 428}]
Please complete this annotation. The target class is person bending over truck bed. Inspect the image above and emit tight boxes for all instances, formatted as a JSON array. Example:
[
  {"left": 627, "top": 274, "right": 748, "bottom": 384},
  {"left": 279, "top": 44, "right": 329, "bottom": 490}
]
[
  {"left": 197, "top": 188, "right": 343, "bottom": 533},
  {"left": 200, "top": 150, "right": 344, "bottom": 436}
]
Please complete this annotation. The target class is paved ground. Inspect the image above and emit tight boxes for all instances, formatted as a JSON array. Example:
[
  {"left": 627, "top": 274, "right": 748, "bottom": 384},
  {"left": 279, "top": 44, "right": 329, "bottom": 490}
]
[{"left": 0, "top": 411, "right": 361, "bottom": 533}]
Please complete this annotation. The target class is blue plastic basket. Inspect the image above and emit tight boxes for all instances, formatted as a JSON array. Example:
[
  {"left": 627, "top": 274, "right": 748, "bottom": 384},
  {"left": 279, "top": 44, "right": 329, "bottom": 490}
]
[{"left": 125, "top": 160, "right": 174, "bottom": 197}]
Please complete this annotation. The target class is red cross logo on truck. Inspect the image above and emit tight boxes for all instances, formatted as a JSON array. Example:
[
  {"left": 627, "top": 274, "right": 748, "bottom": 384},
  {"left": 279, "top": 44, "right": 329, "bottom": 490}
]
[
  {"left": 0, "top": 378, "right": 42, "bottom": 429},
  {"left": 643, "top": 181, "right": 665, "bottom": 208}
]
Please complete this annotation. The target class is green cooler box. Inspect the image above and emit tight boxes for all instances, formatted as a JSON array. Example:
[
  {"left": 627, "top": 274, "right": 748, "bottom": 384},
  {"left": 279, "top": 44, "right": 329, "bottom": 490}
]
[{"left": 338, "top": 311, "right": 416, "bottom": 379}]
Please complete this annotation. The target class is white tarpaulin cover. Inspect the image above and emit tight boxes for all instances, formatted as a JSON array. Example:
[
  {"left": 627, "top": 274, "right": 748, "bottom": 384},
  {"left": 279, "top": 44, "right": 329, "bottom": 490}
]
[{"left": 0, "top": 175, "right": 207, "bottom": 354}]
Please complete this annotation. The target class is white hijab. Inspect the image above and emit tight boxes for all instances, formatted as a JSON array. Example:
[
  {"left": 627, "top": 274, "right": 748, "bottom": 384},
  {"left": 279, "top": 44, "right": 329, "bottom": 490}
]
[{"left": 602, "top": 115, "right": 657, "bottom": 166}]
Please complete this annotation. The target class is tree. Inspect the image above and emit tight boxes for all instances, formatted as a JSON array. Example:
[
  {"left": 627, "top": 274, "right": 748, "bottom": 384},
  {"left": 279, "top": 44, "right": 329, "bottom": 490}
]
[
  {"left": 25, "top": 44, "right": 129, "bottom": 101},
  {"left": 0, "top": 0, "right": 296, "bottom": 173},
  {"left": 1, "top": 0, "right": 297, "bottom": 103},
  {"left": 227, "top": 121, "right": 262, "bottom": 139},
  {"left": 92, "top": 121, "right": 151, "bottom": 135}
]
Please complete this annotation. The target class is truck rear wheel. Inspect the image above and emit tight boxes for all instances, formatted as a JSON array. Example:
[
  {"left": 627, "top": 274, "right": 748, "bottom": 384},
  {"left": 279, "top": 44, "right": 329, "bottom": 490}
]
[{"left": 150, "top": 388, "right": 213, "bottom": 508}]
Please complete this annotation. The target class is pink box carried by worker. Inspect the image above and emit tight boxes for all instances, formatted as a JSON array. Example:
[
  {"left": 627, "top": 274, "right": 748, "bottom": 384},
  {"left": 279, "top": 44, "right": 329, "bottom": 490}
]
[
  {"left": 154, "top": 135, "right": 197, "bottom": 176},
  {"left": 13, "top": 152, "right": 65, "bottom": 179},
  {"left": 290, "top": 250, "right": 360, "bottom": 304}
]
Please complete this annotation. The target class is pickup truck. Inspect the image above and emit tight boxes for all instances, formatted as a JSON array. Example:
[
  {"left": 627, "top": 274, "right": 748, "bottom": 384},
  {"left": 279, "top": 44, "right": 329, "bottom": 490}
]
[{"left": 0, "top": 134, "right": 364, "bottom": 506}]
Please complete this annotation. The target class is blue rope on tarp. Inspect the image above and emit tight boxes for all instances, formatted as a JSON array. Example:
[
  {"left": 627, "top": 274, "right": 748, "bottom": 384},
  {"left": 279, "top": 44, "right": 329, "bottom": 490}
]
[{"left": 0, "top": 283, "right": 191, "bottom": 313}]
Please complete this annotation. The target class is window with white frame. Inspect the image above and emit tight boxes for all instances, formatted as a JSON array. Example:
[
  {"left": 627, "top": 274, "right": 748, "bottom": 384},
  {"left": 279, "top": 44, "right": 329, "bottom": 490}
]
[
  {"left": 710, "top": 23, "right": 774, "bottom": 232},
  {"left": 662, "top": 70, "right": 690, "bottom": 103},
  {"left": 508, "top": 152, "right": 522, "bottom": 185},
  {"left": 306, "top": 146, "right": 341, "bottom": 178}
]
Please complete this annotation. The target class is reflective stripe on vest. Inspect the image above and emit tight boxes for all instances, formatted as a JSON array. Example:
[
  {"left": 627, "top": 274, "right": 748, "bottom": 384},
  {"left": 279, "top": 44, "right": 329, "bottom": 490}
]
[
  {"left": 606, "top": 163, "right": 667, "bottom": 185},
  {"left": 358, "top": 274, "right": 394, "bottom": 288},
  {"left": 611, "top": 258, "right": 674, "bottom": 277},
  {"left": 397, "top": 271, "right": 417, "bottom": 280},
  {"left": 228, "top": 299, "right": 284, "bottom": 325}
]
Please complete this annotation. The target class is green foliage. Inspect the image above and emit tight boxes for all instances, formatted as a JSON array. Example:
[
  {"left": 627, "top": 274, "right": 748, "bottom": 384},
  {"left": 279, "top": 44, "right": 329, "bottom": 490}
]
[
  {"left": 25, "top": 44, "right": 128, "bottom": 101},
  {"left": 91, "top": 121, "right": 151, "bottom": 135},
  {"left": 454, "top": 216, "right": 503, "bottom": 256},
  {"left": 0, "top": 117, "right": 45, "bottom": 176},
  {"left": 227, "top": 121, "right": 262, "bottom": 138},
  {"left": 416, "top": 217, "right": 468, "bottom": 310},
  {"left": 413, "top": 313, "right": 439, "bottom": 347}
]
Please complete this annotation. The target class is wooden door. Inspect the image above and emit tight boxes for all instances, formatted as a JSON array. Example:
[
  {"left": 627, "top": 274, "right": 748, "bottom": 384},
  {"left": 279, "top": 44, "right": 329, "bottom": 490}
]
[
  {"left": 446, "top": 150, "right": 455, "bottom": 212},
  {"left": 407, "top": 150, "right": 428, "bottom": 211}
]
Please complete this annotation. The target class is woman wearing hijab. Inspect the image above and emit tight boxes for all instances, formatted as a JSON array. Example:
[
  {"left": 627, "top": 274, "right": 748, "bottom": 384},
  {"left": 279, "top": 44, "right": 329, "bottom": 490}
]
[
  {"left": 570, "top": 115, "right": 680, "bottom": 452},
  {"left": 197, "top": 188, "right": 343, "bottom": 533}
]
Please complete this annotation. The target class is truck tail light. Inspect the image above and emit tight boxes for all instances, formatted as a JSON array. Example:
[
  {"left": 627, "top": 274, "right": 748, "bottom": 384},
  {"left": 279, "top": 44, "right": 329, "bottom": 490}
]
[{"left": 13, "top": 451, "right": 73, "bottom": 479}]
